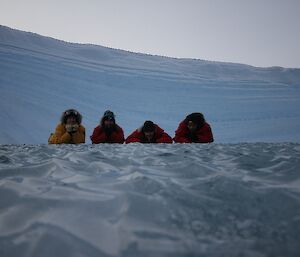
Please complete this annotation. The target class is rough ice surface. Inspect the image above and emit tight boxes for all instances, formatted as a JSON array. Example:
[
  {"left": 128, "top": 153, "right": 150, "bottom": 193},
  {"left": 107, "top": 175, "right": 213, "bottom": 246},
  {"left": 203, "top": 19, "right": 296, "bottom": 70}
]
[{"left": 0, "top": 143, "right": 300, "bottom": 257}]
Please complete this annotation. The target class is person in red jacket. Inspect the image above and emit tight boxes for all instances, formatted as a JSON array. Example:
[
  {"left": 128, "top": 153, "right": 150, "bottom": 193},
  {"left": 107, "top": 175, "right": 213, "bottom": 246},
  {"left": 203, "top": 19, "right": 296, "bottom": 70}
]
[
  {"left": 126, "top": 121, "right": 173, "bottom": 144},
  {"left": 174, "top": 113, "right": 214, "bottom": 143},
  {"left": 90, "top": 110, "right": 125, "bottom": 144}
]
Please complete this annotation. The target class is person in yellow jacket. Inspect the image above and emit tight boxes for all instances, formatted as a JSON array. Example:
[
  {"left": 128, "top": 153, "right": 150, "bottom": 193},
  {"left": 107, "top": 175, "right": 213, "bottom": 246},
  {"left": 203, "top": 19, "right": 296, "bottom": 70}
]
[{"left": 48, "top": 109, "right": 85, "bottom": 144}]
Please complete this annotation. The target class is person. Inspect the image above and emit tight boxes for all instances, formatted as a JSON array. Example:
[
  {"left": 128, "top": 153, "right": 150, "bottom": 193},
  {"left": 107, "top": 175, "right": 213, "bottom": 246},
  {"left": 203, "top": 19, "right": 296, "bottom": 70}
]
[
  {"left": 48, "top": 109, "right": 85, "bottom": 144},
  {"left": 173, "top": 113, "right": 214, "bottom": 143},
  {"left": 126, "top": 120, "right": 173, "bottom": 143},
  {"left": 90, "top": 110, "right": 125, "bottom": 144}
]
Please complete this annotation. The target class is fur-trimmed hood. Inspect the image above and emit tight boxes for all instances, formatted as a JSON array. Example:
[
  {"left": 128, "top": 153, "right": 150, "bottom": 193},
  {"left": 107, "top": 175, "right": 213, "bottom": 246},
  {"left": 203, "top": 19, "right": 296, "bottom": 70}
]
[{"left": 60, "top": 109, "right": 82, "bottom": 124}]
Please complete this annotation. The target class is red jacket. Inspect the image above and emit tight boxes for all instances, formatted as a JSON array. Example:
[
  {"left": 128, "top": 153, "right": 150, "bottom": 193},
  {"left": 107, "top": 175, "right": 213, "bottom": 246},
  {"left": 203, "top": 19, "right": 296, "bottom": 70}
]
[
  {"left": 174, "top": 121, "right": 214, "bottom": 143},
  {"left": 126, "top": 124, "right": 173, "bottom": 144},
  {"left": 90, "top": 124, "right": 125, "bottom": 144}
]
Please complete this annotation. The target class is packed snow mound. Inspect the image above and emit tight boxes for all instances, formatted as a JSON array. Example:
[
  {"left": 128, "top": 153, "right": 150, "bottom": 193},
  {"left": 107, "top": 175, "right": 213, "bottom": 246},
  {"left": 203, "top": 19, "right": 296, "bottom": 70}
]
[
  {"left": 0, "top": 25, "right": 300, "bottom": 144},
  {"left": 0, "top": 143, "right": 299, "bottom": 257}
]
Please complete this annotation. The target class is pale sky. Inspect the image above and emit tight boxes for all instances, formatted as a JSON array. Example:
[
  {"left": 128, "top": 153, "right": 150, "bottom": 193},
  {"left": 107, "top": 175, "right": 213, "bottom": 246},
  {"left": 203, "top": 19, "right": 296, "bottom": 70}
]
[{"left": 1, "top": 0, "right": 299, "bottom": 68}]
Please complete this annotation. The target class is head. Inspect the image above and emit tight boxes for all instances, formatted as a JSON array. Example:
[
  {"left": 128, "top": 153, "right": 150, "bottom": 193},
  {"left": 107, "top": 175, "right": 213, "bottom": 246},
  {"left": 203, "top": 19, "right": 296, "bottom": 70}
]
[
  {"left": 142, "top": 120, "right": 156, "bottom": 141},
  {"left": 185, "top": 113, "right": 205, "bottom": 132},
  {"left": 101, "top": 110, "right": 116, "bottom": 128},
  {"left": 61, "top": 109, "right": 82, "bottom": 125}
]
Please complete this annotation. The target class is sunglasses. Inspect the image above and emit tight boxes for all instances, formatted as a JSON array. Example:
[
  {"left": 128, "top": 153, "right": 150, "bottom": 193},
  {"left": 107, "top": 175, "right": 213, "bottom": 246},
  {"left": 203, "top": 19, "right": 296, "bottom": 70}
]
[{"left": 65, "top": 110, "right": 78, "bottom": 116}]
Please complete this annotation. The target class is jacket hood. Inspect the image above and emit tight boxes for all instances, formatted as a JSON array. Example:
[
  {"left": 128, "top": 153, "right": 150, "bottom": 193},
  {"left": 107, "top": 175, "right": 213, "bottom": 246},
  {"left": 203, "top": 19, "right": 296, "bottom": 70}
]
[
  {"left": 185, "top": 112, "right": 205, "bottom": 128},
  {"left": 60, "top": 109, "right": 82, "bottom": 124}
]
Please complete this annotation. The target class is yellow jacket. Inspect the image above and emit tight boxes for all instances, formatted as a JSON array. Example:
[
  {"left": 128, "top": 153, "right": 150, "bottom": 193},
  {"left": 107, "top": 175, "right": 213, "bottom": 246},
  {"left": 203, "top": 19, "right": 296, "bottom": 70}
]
[{"left": 48, "top": 124, "right": 85, "bottom": 144}]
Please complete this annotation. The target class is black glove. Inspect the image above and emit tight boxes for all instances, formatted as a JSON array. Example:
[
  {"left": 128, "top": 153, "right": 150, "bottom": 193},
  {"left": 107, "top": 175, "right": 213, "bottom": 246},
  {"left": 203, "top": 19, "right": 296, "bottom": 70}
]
[
  {"left": 66, "top": 124, "right": 79, "bottom": 134},
  {"left": 188, "top": 132, "right": 198, "bottom": 142},
  {"left": 104, "top": 127, "right": 115, "bottom": 136}
]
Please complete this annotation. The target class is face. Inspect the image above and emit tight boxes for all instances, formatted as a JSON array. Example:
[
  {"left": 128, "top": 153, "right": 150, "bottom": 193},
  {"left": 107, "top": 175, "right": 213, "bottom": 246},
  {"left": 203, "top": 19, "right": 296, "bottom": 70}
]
[
  {"left": 66, "top": 116, "right": 77, "bottom": 125},
  {"left": 144, "top": 131, "right": 155, "bottom": 141},
  {"left": 104, "top": 119, "right": 114, "bottom": 128},
  {"left": 187, "top": 121, "right": 197, "bottom": 132}
]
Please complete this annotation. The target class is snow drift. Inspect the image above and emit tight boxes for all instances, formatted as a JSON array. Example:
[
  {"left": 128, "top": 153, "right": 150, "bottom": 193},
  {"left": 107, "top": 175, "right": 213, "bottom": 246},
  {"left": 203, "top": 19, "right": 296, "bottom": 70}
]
[
  {"left": 0, "top": 143, "right": 300, "bottom": 257},
  {"left": 1, "top": 25, "right": 300, "bottom": 144}
]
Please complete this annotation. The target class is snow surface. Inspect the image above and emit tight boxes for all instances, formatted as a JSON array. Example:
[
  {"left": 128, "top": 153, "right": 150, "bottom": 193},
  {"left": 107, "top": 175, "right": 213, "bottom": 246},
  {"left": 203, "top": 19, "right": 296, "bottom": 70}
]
[
  {"left": 0, "top": 143, "right": 300, "bottom": 257},
  {"left": 1, "top": 25, "right": 300, "bottom": 144},
  {"left": 1, "top": 26, "right": 300, "bottom": 257}
]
